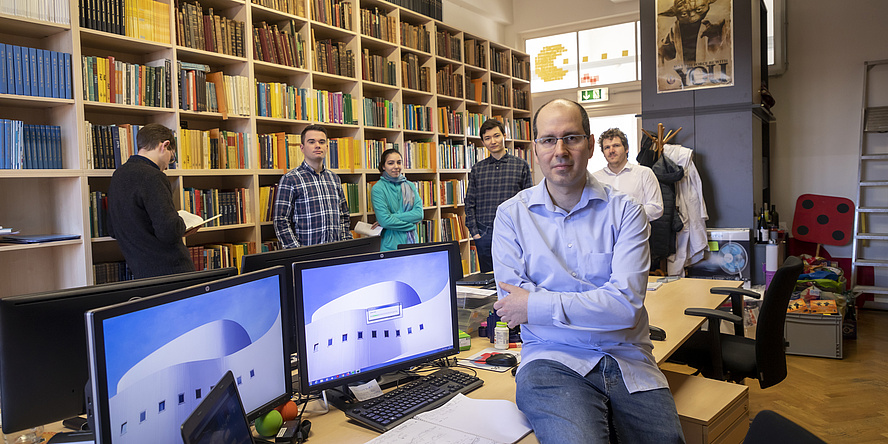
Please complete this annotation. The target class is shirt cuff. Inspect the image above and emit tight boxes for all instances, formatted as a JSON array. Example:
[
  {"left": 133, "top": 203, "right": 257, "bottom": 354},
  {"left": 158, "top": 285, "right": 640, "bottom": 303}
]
[{"left": 526, "top": 288, "right": 555, "bottom": 326}]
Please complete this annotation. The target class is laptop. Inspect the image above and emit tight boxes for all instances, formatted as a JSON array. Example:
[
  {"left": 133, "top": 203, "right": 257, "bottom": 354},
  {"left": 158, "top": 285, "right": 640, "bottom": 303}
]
[{"left": 181, "top": 371, "right": 255, "bottom": 444}]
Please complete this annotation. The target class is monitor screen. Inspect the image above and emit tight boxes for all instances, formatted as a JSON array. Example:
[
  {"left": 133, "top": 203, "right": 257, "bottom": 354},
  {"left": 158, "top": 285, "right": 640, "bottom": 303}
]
[
  {"left": 240, "top": 236, "right": 381, "bottom": 354},
  {"left": 292, "top": 244, "right": 459, "bottom": 395},
  {"left": 397, "top": 241, "right": 463, "bottom": 282},
  {"left": 0, "top": 268, "right": 238, "bottom": 434},
  {"left": 85, "top": 267, "right": 291, "bottom": 444}
]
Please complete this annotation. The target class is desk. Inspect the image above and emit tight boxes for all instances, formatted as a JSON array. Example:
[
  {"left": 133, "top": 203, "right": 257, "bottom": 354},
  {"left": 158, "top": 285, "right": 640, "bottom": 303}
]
[
  {"left": 646, "top": 277, "right": 740, "bottom": 364},
  {"left": 301, "top": 278, "right": 737, "bottom": 444}
]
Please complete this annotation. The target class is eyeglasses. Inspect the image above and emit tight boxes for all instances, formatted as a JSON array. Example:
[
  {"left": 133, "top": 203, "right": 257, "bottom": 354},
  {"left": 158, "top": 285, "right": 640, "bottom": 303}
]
[
  {"left": 167, "top": 146, "right": 177, "bottom": 164},
  {"left": 533, "top": 135, "right": 588, "bottom": 150}
]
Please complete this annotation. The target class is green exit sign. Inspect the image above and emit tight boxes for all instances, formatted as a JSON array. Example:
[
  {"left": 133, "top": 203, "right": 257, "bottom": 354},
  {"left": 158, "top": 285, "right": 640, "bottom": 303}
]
[{"left": 578, "top": 88, "right": 609, "bottom": 103}]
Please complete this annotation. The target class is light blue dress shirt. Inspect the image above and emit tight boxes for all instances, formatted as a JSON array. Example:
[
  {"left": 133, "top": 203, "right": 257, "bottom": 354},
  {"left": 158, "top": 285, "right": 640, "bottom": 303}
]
[{"left": 492, "top": 172, "right": 668, "bottom": 393}]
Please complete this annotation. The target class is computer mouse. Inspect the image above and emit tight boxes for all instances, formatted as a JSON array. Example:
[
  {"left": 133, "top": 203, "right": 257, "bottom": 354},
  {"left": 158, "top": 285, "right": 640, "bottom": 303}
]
[{"left": 485, "top": 353, "right": 518, "bottom": 367}]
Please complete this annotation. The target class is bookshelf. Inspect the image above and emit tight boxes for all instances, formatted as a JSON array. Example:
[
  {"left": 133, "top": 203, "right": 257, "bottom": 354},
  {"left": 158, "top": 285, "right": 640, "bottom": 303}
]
[{"left": 0, "top": 0, "right": 532, "bottom": 297}]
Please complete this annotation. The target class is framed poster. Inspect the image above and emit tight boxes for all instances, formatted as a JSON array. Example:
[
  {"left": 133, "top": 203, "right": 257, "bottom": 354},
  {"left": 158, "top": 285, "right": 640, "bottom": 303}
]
[{"left": 656, "top": 0, "right": 734, "bottom": 93}]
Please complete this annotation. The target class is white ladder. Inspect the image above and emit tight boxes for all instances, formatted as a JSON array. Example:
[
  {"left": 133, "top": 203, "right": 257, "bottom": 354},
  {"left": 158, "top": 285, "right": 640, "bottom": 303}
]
[{"left": 852, "top": 59, "right": 888, "bottom": 304}]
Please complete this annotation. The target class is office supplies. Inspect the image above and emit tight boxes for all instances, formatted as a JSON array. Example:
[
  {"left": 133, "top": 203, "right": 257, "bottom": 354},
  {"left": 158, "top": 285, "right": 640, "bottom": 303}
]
[
  {"left": 485, "top": 353, "right": 517, "bottom": 367},
  {"left": 649, "top": 325, "right": 667, "bottom": 341}
]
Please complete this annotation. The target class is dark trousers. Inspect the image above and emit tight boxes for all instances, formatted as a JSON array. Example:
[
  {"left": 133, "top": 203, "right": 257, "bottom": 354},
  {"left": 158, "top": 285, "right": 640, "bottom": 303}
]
[{"left": 474, "top": 227, "right": 493, "bottom": 273}]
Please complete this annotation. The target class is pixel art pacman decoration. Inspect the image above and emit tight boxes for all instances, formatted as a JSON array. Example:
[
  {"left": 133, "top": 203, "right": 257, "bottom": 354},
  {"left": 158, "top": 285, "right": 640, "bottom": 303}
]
[{"left": 792, "top": 194, "right": 855, "bottom": 246}]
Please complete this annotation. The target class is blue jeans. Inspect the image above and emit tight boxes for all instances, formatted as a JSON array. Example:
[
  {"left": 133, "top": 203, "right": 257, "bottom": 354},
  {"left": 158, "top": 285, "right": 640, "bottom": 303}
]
[
  {"left": 474, "top": 227, "right": 493, "bottom": 272},
  {"left": 516, "top": 357, "right": 685, "bottom": 444}
]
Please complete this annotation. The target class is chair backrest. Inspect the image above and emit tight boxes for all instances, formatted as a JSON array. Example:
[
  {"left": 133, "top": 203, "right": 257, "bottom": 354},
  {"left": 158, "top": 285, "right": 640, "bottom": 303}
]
[
  {"left": 743, "top": 410, "right": 826, "bottom": 444},
  {"left": 754, "top": 255, "right": 804, "bottom": 389}
]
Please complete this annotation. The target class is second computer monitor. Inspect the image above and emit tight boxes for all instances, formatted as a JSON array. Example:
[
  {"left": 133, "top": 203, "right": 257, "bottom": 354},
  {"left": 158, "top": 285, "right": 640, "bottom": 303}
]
[{"left": 292, "top": 243, "right": 459, "bottom": 395}]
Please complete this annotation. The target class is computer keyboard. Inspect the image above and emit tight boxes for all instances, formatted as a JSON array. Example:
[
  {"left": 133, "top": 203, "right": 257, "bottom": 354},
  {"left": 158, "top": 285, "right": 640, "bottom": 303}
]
[{"left": 343, "top": 367, "right": 483, "bottom": 432}]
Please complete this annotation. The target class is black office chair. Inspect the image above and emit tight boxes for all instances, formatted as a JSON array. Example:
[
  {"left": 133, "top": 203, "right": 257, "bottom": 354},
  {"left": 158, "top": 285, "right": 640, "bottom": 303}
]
[
  {"left": 743, "top": 410, "right": 826, "bottom": 444},
  {"left": 668, "top": 256, "right": 804, "bottom": 388}
]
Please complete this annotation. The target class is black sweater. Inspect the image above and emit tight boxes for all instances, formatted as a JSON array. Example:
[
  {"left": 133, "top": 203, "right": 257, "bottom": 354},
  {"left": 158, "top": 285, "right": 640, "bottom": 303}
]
[{"left": 108, "top": 155, "right": 194, "bottom": 278}]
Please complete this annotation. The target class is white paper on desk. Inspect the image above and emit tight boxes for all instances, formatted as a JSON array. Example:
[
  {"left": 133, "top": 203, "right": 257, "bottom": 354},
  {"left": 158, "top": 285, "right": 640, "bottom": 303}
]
[
  {"left": 363, "top": 417, "right": 498, "bottom": 444},
  {"left": 415, "top": 394, "right": 532, "bottom": 443},
  {"left": 457, "top": 286, "right": 497, "bottom": 298},
  {"left": 355, "top": 221, "right": 383, "bottom": 236}
]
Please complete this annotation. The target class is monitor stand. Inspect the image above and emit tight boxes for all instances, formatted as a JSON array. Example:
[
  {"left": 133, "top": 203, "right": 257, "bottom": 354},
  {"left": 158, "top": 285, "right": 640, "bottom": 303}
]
[{"left": 326, "top": 370, "right": 422, "bottom": 411}]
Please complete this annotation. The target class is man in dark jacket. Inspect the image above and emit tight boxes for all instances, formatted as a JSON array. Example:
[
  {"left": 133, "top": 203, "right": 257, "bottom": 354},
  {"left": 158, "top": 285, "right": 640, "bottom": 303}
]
[{"left": 108, "top": 123, "right": 196, "bottom": 278}]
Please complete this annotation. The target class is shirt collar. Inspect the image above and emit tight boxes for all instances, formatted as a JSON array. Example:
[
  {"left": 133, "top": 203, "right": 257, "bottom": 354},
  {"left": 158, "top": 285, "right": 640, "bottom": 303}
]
[
  {"left": 529, "top": 172, "right": 609, "bottom": 213},
  {"left": 601, "top": 162, "right": 633, "bottom": 176},
  {"left": 298, "top": 160, "right": 326, "bottom": 176}
]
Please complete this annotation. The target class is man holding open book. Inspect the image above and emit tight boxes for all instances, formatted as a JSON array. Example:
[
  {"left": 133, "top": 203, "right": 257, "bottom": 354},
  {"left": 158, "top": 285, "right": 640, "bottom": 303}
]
[{"left": 108, "top": 123, "right": 197, "bottom": 279}]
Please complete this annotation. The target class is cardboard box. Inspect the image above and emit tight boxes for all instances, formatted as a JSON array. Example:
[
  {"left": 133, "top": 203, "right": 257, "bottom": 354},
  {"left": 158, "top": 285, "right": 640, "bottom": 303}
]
[
  {"left": 687, "top": 229, "right": 751, "bottom": 282},
  {"left": 784, "top": 313, "right": 843, "bottom": 359}
]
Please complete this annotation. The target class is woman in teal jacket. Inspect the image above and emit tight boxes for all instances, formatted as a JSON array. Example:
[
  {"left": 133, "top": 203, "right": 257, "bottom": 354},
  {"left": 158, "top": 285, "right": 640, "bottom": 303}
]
[{"left": 371, "top": 149, "right": 424, "bottom": 251}]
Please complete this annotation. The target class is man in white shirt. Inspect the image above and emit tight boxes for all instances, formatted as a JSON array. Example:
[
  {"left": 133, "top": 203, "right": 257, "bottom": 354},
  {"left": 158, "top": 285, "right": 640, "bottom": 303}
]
[{"left": 591, "top": 128, "right": 664, "bottom": 222}]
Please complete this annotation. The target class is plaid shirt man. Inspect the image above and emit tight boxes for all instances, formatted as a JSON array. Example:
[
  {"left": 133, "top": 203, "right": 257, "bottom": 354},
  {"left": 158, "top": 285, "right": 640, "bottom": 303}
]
[
  {"left": 273, "top": 161, "right": 353, "bottom": 248},
  {"left": 465, "top": 153, "right": 533, "bottom": 236}
]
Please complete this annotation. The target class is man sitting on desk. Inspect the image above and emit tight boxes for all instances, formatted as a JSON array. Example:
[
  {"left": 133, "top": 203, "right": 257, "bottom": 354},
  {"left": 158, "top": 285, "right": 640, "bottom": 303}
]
[{"left": 491, "top": 99, "right": 684, "bottom": 443}]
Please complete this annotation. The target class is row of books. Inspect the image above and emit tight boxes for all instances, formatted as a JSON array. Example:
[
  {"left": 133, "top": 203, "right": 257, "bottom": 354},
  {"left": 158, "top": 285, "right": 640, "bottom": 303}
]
[
  {"left": 437, "top": 140, "right": 487, "bottom": 170},
  {"left": 402, "top": 140, "right": 432, "bottom": 169},
  {"left": 511, "top": 118, "right": 532, "bottom": 141},
  {"left": 2, "top": 0, "right": 69, "bottom": 25},
  {"left": 0, "top": 44, "right": 72, "bottom": 99},
  {"left": 313, "top": 37, "right": 355, "bottom": 78},
  {"left": 491, "top": 47, "right": 509, "bottom": 76},
  {"left": 88, "top": 190, "right": 110, "bottom": 237},
  {"left": 188, "top": 241, "right": 256, "bottom": 273},
  {"left": 178, "top": 128, "right": 251, "bottom": 170},
  {"left": 491, "top": 82, "right": 510, "bottom": 107},
  {"left": 362, "top": 96, "right": 399, "bottom": 129},
  {"left": 464, "top": 39, "right": 486, "bottom": 69},
  {"left": 403, "top": 104, "right": 433, "bottom": 132},
  {"left": 440, "top": 213, "right": 469, "bottom": 241},
  {"left": 342, "top": 182, "right": 360, "bottom": 214},
  {"left": 511, "top": 55, "right": 531, "bottom": 81},
  {"left": 401, "top": 53, "right": 430, "bottom": 92},
  {"left": 258, "top": 184, "right": 279, "bottom": 223},
  {"left": 466, "top": 78, "right": 487, "bottom": 103},
  {"left": 0, "top": 121, "right": 63, "bottom": 170},
  {"left": 364, "top": 138, "right": 399, "bottom": 171},
  {"left": 387, "top": 0, "right": 442, "bottom": 21},
  {"left": 251, "top": 0, "right": 304, "bottom": 17},
  {"left": 325, "top": 137, "right": 361, "bottom": 170},
  {"left": 253, "top": 20, "right": 305, "bottom": 68},
  {"left": 258, "top": 132, "right": 303, "bottom": 170},
  {"left": 81, "top": 56, "right": 172, "bottom": 108},
  {"left": 359, "top": 6, "right": 398, "bottom": 44},
  {"left": 176, "top": 2, "right": 245, "bottom": 57},
  {"left": 514, "top": 89, "right": 530, "bottom": 111},
  {"left": 93, "top": 261, "right": 134, "bottom": 284},
  {"left": 85, "top": 122, "right": 143, "bottom": 170},
  {"left": 437, "top": 107, "right": 464, "bottom": 137},
  {"left": 311, "top": 0, "right": 353, "bottom": 31},
  {"left": 440, "top": 178, "right": 466, "bottom": 205},
  {"left": 183, "top": 187, "right": 251, "bottom": 228},
  {"left": 179, "top": 65, "right": 251, "bottom": 117},
  {"left": 367, "top": 179, "right": 435, "bottom": 213},
  {"left": 435, "top": 29, "right": 461, "bottom": 62},
  {"left": 80, "top": 0, "right": 170, "bottom": 44},
  {"left": 361, "top": 49, "right": 397, "bottom": 86},
  {"left": 436, "top": 64, "right": 463, "bottom": 98},
  {"left": 400, "top": 22, "right": 430, "bottom": 53}
]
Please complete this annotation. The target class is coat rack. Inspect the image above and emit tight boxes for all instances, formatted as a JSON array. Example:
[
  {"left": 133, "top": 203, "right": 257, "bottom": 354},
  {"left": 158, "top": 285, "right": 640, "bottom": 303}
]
[{"left": 641, "top": 123, "right": 682, "bottom": 156}]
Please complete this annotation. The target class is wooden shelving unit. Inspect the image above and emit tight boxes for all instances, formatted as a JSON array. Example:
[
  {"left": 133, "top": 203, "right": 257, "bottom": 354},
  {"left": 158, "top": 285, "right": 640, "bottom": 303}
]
[{"left": 0, "top": 0, "right": 532, "bottom": 297}]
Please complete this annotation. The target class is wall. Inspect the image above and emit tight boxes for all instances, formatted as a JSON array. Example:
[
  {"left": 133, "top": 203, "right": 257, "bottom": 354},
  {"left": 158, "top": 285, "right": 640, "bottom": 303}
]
[{"left": 768, "top": 0, "right": 888, "bottom": 258}]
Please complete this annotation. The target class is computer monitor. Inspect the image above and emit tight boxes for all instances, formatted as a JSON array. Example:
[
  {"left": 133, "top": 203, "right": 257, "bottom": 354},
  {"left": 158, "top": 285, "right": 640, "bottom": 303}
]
[
  {"left": 0, "top": 267, "right": 238, "bottom": 434},
  {"left": 291, "top": 243, "right": 459, "bottom": 395},
  {"left": 397, "top": 241, "right": 463, "bottom": 282},
  {"left": 240, "top": 236, "right": 382, "bottom": 354},
  {"left": 84, "top": 266, "right": 292, "bottom": 444}
]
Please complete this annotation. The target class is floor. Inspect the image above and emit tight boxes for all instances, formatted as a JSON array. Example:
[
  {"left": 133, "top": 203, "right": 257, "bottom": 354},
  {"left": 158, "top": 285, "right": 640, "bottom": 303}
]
[{"left": 745, "top": 308, "right": 888, "bottom": 443}]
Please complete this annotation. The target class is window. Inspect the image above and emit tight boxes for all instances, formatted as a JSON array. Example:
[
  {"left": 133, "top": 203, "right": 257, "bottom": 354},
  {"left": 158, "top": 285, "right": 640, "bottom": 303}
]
[
  {"left": 407, "top": 327, "right": 412, "bottom": 334},
  {"left": 178, "top": 393, "right": 185, "bottom": 404},
  {"left": 195, "top": 388, "right": 202, "bottom": 399},
  {"left": 237, "top": 376, "right": 243, "bottom": 385},
  {"left": 358, "top": 331, "right": 363, "bottom": 339},
  {"left": 158, "top": 400, "right": 165, "bottom": 413},
  {"left": 120, "top": 422, "right": 127, "bottom": 436},
  {"left": 586, "top": 114, "right": 641, "bottom": 174},
  {"left": 384, "top": 330, "right": 389, "bottom": 338},
  {"left": 250, "top": 369, "right": 255, "bottom": 378},
  {"left": 396, "top": 329, "right": 400, "bottom": 337},
  {"left": 139, "top": 411, "right": 146, "bottom": 423},
  {"left": 342, "top": 333, "right": 348, "bottom": 342}
]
